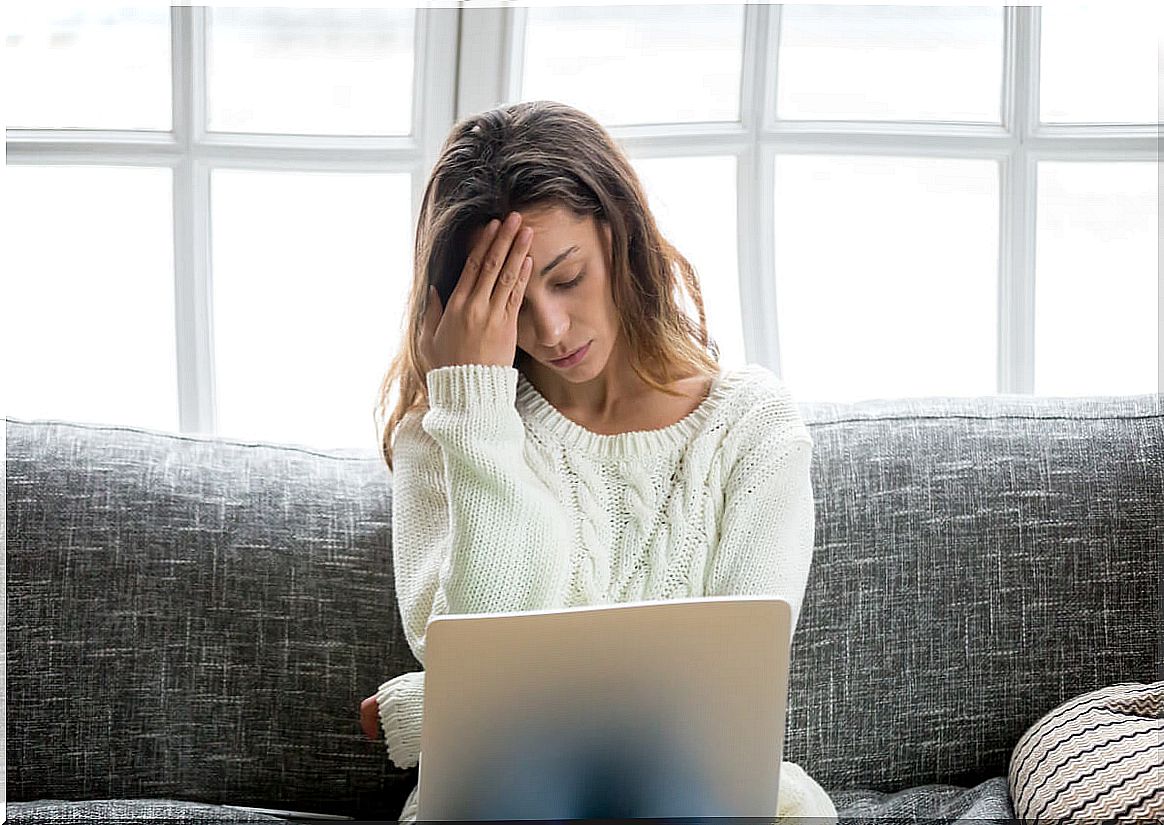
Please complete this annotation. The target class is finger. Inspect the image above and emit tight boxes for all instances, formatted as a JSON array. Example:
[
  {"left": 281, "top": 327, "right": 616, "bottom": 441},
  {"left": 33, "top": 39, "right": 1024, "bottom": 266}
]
[
  {"left": 451, "top": 218, "right": 500, "bottom": 305},
  {"left": 490, "top": 226, "right": 534, "bottom": 306},
  {"left": 362, "top": 700, "right": 381, "bottom": 739},
  {"left": 471, "top": 213, "right": 525, "bottom": 307},
  {"left": 503, "top": 255, "right": 533, "bottom": 319}
]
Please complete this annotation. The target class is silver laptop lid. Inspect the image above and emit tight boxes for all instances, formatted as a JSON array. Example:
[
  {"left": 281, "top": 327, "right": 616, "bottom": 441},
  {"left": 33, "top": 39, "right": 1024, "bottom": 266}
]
[{"left": 417, "top": 595, "right": 792, "bottom": 821}]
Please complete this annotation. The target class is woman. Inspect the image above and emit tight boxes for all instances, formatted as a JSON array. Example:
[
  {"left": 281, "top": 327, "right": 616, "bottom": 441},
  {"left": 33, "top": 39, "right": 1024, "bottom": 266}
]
[{"left": 359, "top": 100, "right": 837, "bottom": 823}]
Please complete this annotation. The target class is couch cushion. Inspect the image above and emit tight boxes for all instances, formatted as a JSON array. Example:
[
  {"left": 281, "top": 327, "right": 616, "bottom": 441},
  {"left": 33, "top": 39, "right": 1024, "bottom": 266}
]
[
  {"left": 784, "top": 394, "right": 1161, "bottom": 791},
  {"left": 4, "top": 799, "right": 289, "bottom": 823},
  {"left": 1008, "top": 680, "right": 1164, "bottom": 821},
  {"left": 5, "top": 418, "right": 414, "bottom": 819},
  {"left": 833, "top": 775, "right": 1016, "bottom": 821}
]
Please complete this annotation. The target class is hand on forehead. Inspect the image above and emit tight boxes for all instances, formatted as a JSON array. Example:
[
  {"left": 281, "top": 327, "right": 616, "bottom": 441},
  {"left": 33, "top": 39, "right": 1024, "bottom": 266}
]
[{"left": 469, "top": 206, "right": 603, "bottom": 268}]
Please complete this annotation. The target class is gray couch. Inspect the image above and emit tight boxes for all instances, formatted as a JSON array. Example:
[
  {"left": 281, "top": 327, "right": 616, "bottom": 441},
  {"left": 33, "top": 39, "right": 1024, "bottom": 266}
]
[{"left": 6, "top": 392, "right": 1161, "bottom": 823}]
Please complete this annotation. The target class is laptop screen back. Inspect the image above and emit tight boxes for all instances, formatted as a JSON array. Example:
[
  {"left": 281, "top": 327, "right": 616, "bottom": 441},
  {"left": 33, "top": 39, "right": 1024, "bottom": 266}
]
[{"left": 417, "top": 596, "right": 792, "bottom": 821}]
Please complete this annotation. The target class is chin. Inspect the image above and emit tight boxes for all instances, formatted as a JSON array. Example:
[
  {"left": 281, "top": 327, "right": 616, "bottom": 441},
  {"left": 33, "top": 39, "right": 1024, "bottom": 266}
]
[{"left": 562, "top": 347, "right": 607, "bottom": 381}]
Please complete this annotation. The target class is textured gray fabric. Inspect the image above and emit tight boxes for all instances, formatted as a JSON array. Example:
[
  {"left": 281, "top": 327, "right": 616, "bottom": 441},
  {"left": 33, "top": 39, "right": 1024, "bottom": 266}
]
[
  {"left": 4, "top": 798, "right": 288, "bottom": 823},
  {"left": 5, "top": 419, "right": 411, "bottom": 819},
  {"left": 832, "top": 776, "right": 1016, "bottom": 821},
  {"left": 5, "top": 393, "right": 1160, "bottom": 820},
  {"left": 785, "top": 394, "right": 1162, "bottom": 793}
]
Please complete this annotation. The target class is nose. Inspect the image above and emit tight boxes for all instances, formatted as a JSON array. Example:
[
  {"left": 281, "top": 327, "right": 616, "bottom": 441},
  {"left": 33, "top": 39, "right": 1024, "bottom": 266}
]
[{"left": 526, "top": 301, "right": 570, "bottom": 350}]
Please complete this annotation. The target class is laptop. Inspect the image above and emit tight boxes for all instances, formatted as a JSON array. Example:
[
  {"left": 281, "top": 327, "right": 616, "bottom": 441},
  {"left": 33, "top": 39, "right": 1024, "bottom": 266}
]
[{"left": 416, "top": 595, "right": 792, "bottom": 822}]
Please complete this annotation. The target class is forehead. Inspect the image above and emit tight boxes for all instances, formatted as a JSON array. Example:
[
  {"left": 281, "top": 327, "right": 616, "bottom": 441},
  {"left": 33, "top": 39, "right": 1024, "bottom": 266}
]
[{"left": 468, "top": 204, "right": 592, "bottom": 247}]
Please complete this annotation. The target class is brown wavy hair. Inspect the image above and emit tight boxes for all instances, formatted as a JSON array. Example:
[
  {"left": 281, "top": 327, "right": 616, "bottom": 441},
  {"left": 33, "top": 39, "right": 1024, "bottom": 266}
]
[{"left": 374, "top": 100, "right": 720, "bottom": 471}]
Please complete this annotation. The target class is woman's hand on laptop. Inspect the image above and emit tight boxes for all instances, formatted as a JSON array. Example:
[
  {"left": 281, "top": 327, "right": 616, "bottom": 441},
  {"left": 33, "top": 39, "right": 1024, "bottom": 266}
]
[{"left": 360, "top": 694, "right": 380, "bottom": 741}]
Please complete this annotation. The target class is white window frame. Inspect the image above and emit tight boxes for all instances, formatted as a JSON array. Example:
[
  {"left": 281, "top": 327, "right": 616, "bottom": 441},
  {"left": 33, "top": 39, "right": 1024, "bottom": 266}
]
[
  {"left": 463, "top": 4, "right": 1159, "bottom": 393},
  {"left": 7, "top": 6, "right": 1160, "bottom": 438},
  {"left": 5, "top": 6, "right": 459, "bottom": 435}
]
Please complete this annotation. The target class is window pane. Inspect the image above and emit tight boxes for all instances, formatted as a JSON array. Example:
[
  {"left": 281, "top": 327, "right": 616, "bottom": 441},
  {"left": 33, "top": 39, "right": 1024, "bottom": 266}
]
[
  {"left": 773, "top": 155, "right": 999, "bottom": 402},
  {"left": 210, "top": 170, "right": 412, "bottom": 449},
  {"left": 4, "top": 7, "right": 171, "bottom": 130},
  {"left": 1039, "top": 5, "right": 1158, "bottom": 125},
  {"left": 207, "top": 8, "right": 415, "bottom": 136},
  {"left": 521, "top": 4, "right": 744, "bottom": 126},
  {"left": 1034, "top": 162, "right": 1157, "bottom": 396},
  {"left": 630, "top": 156, "right": 746, "bottom": 370},
  {"left": 2, "top": 166, "right": 176, "bottom": 428},
  {"left": 775, "top": 5, "right": 1004, "bottom": 123}
]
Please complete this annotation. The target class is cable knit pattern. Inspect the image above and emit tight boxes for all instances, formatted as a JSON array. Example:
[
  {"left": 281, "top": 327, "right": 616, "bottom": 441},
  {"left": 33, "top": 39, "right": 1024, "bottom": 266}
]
[
  {"left": 377, "top": 362, "right": 834, "bottom": 823},
  {"left": 564, "top": 448, "right": 612, "bottom": 604}
]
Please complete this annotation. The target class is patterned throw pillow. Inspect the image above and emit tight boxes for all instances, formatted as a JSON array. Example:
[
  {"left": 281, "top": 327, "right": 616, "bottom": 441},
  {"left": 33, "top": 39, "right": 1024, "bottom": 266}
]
[{"left": 1008, "top": 681, "right": 1163, "bottom": 821}]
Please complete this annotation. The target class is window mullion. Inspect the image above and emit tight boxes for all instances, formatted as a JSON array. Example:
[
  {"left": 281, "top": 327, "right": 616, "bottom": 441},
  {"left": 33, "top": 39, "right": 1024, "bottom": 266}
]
[
  {"left": 456, "top": 6, "right": 513, "bottom": 119},
  {"left": 172, "top": 6, "right": 215, "bottom": 434},
  {"left": 413, "top": 7, "right": 459, "bottom": 222},
  {"left": 739, "top": 3, "right": 781, "bottom": 374},
  {"left": 999, "top": 6, "right": 1039, "bottom": 394}
]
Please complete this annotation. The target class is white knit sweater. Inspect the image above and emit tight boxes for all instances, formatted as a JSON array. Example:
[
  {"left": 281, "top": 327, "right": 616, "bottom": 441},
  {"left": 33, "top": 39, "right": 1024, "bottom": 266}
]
[{"left": 376, "top": 362, "right": 837, "bottom": 823}]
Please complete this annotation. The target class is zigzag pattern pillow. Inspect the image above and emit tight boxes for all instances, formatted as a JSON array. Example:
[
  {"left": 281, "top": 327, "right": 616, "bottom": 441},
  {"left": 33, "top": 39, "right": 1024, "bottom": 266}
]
[{"left": 1008, "top": 680, "right": 1163, "bottom": 821}]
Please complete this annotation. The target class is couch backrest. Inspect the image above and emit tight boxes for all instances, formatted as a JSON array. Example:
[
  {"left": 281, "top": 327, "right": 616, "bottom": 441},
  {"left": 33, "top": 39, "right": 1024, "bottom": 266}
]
[
  {"left": 5, "top": 419, "right": 410, "bottom": 818},
  {"left": 5, "top": 394, "right": 1161, "bottom": 811},
  {"left": 787, "top": 394, "right": 1161, "bottom": 792}
]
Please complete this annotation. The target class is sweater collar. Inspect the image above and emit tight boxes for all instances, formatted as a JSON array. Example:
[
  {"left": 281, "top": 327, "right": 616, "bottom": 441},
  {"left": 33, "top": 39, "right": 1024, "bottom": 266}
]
[{"left": 514, "top": 366, "right": 751, "bottom": 459}]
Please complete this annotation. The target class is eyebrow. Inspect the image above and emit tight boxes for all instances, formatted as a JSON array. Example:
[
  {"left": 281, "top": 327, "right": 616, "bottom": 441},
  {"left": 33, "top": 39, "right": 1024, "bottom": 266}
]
[{"left": 539, "top": 246, "right": 579, "bottom": 278}]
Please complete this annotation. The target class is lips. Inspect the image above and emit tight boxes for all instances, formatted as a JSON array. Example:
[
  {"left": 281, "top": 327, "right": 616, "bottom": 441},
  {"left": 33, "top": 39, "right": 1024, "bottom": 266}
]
[
  {"left": 549, "top": 340, "right": 591, "bottom": 367},
  {"left": 551, "top": 345, "right": 585, "bottom": 362}
]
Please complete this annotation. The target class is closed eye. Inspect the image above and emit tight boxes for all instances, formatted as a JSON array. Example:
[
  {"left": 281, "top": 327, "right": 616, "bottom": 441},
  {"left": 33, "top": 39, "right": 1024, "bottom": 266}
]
[{"left": 519, "top": 271, "right": 585, "bottom": 313}]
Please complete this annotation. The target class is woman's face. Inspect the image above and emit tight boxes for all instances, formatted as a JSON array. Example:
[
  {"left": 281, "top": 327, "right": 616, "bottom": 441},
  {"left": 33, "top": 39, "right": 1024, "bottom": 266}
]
[{"left": 467, "top": 204, "right": 622, "bottom": 383}]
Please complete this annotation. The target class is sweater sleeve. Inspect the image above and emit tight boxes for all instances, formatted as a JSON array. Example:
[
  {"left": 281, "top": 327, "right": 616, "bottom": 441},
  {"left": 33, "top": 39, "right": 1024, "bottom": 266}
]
[
  {"left": 704, "top": 391, "right": 815, "bottom": 640},
  {"left": 377, "top": 364, "right": 574, "bottom": 769},
  {"left": 393, "top": 363, "right": 574, "bottom": 661},
  {"left": 374, "top": 669, "right": 425, "bottom": 769}
]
